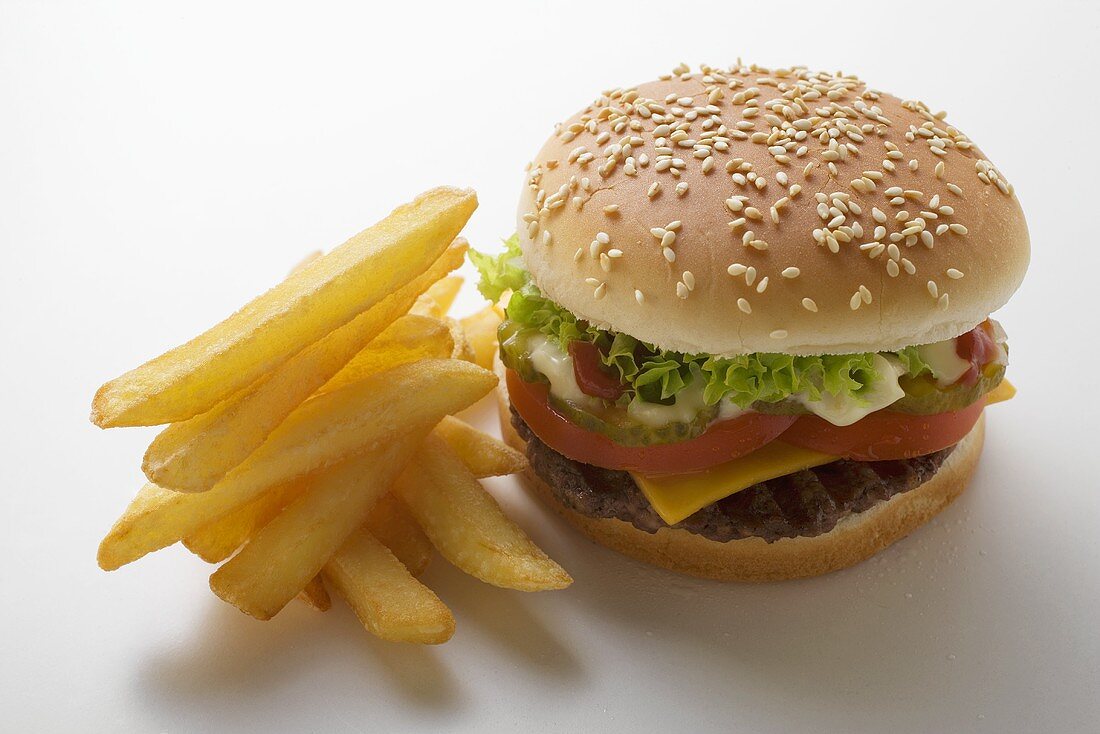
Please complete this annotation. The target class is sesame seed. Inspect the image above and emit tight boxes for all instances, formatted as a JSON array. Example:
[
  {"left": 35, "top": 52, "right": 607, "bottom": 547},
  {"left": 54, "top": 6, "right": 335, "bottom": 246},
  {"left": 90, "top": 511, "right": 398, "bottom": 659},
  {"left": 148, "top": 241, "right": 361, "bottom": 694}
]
[
  {"left": 603, "top": 204, "right": 619, "bottom": 215},
  {"left": 949, "top": 223, "right": 969, "bottom": 235},
  {"left": 756, "top": 276, "right": 769, "bottom": 293},
  {"left": 663, "top": 247, "right": 676, "bottom": 263},
  {"left": 676, "top": 282, "right": 689, "bottom": 299},
  {"left": 770, "top": 330, "right": 788, "bottom": 339},
  {"left": 737, "top": 298, "right": 752, "bottom": 314},
  {"left": 727, "top": 263, "right": 747, "bottom": 276},
  {"left": 781, "top": 267, "right": 801, "bottom": 278},
  {"left": 635, "top": 289, "right": 645, "bottom": 304},
  {"left": 802, "top": 297, "right": 818, "bottom": 312},
  {"left": 927, "top": 280, "right": 939, "bottom": 298},
  {"left": 947, "top": 268, "right": 964, "bottom": 279},
  {"left": 594, "top": 282, "right": 606, "bottom": 300},
  {"left": 850, "top": 292, "right": 862, "bottom": 310}
]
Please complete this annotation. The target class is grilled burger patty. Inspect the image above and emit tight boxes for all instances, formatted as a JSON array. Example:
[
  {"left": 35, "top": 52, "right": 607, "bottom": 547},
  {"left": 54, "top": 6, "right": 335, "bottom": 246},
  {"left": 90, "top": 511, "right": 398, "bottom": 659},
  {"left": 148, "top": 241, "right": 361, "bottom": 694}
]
[{"left": 511, "top": 408, "right": 953, "bottom": 543}]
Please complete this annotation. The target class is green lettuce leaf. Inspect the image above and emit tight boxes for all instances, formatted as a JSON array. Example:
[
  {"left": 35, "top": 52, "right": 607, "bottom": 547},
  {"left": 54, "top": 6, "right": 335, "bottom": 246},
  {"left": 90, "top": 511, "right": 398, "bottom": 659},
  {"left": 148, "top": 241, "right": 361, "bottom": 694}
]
[
  {"left": 472, "top": 236, "right": 933, "bottom": 408},
  {"left": 467, "top": 234, "right": 528, "bottom": 302}
]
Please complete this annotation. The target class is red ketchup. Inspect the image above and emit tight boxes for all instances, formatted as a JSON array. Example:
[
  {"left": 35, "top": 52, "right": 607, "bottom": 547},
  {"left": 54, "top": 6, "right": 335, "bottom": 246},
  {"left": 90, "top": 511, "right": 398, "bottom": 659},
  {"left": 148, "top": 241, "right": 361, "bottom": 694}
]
[
  {"left": 954, "top": 321, "right": 998, "bottom": 386},
  {"left": 567, "top": 341, "right": 626, "bottom": 401}
]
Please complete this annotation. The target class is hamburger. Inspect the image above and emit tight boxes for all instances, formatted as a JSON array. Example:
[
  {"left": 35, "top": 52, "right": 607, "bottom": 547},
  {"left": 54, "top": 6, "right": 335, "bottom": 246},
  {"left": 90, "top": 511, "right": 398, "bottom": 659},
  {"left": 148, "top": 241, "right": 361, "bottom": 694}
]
[{"left": 472, "top": 62, "right": 1028, "bottom": 581}]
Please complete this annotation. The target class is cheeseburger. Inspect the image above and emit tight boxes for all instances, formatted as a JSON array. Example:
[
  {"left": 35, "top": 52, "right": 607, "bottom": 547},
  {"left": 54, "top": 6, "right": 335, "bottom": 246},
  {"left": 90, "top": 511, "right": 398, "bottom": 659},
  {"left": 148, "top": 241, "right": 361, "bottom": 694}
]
[{"left": 473, "top": 63, "right": 1028, "bottom": 581}]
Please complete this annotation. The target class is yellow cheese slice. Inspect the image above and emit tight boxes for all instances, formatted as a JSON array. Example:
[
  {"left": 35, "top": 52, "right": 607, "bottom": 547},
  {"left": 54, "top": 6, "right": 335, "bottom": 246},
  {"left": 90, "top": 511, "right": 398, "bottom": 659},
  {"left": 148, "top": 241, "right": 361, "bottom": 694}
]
[
  {"left": 632, "top": 379, "right": 1017, "bottom": 526},
  {"left": 985, "top": 378, "right": 1016, "bottom": 405},
  {"left": 631, "top": 442, "right": 835, "bottom": 526}
]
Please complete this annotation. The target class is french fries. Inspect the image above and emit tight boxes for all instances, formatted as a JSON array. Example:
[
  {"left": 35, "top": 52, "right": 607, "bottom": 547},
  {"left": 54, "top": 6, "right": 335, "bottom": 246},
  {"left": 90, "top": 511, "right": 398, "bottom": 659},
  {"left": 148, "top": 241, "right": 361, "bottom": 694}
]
[
  {"left": 95, "top": 185, "right": 574, "bottom": 647},
  {"left": 411, "top": 275, "right": 463, "bottom": 318},
  {"left": 210, "top": 433, "right": 427, "bottom": 620},
  {"left": 296, "top": 576, "right": 332, "bottom": 612},
  {"left": 97, "top": 359, "right": 495, "bottom": 570},
  {"left": 323, "top": 531, "right": 454, "bottom": 644},
  {"left": 364, "top": 494, "right": 433, "bottom": 577},
  {"left": 436, "top": 415, "right": 528, "bottom": 477},
  {"left": 182, "top": 479, "right": 304, "bottom": 563},
  {"left": 142, "top": 240, "right": 468, "bottom": 492},
  {"left": 91, "top": 187, "right": 477, "bottom": 428},
  {"left": 317, "top": 314, "right": 456, "bottom": 396},
  {"left": 460, "top": 305, "right": 504, "bottom": 369},
  {"left": 396, "top": 435, "right": 572, "bottom": 592}
]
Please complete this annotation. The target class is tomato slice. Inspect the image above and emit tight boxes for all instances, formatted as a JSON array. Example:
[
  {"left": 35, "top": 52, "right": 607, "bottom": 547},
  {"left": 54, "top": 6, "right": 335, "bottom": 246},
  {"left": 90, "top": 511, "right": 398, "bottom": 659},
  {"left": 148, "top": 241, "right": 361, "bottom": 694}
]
[
  {"left": 779, "top": 399, "right": 985, "bottom": 461},
  {"left": 506, "top": 369, "right": 796, "bottom": 474}
]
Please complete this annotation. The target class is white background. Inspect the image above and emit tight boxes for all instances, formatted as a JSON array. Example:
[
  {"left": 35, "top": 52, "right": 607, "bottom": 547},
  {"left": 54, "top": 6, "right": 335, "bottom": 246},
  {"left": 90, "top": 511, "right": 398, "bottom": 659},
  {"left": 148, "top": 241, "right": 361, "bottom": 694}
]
[{"left": 3, "top": 1, "right": 1099, "bottom": 732}]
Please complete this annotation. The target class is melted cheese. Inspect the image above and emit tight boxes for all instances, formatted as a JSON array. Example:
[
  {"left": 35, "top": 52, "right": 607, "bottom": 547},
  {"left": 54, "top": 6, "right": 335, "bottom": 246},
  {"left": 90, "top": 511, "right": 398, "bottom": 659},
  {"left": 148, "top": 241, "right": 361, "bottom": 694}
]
[
  {"left": 631, "top": 442, "right": 835, "bottom": 526},
  {"left": 985, "top": 378, "right": 1016, "bottom": 405},
  {"left": 632, "top": 378, "right": 1016, "bottom": 526}
]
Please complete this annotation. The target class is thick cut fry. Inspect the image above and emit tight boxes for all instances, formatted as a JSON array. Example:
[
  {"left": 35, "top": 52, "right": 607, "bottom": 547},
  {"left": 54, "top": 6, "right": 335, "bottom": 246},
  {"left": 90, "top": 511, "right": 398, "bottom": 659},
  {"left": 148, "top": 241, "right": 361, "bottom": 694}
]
[
  {"left": 210, "top": 432, "right": 425, "bottom": 620},
  {"left": 142, "top": 241, "right": 468, "bottom": 492},
  {"left": 91, "top": 186, "right": 477, "bottom": 428},
  {"left": 323, "top": 530, "right": 454, "bottom": 644},
  {"left": 317, "top": 314, "right": 454, "bottom": 396},
  {"left": 364, "top": 494, "right": 433, "bottom": 576},
  {"left": 460, "top": 305, "right": 503, "bottom": 370},
  {"left": 96, "top": 360, "right": 496, "bottom": 571},
  {"left": 289, "top": 250, "right": 323, "bottom": 275},
  {"left": 444, "top": 317, "right": 475, "bottom": 362},
  {"left": 436, "top": 416, "right": 527, "bottom": 477},
  {"left": 396, "top": 435, "right": 571, "bottom": 591},
  {"left": 183, "top": 480, "right": 304, "bottom": 563},
  {"left": 296, "top": 576, "right": 331, "bottom": 611},
  {"left": 410, "top": 275, "right": 463, "bottom": 317}
]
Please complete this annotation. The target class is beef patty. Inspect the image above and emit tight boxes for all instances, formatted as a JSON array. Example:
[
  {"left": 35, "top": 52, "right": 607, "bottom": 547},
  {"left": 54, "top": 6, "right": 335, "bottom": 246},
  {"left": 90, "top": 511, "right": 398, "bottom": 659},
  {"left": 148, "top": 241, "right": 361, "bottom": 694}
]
[{"left": 511, "top": 407, "right": 953, "bottom": 543}]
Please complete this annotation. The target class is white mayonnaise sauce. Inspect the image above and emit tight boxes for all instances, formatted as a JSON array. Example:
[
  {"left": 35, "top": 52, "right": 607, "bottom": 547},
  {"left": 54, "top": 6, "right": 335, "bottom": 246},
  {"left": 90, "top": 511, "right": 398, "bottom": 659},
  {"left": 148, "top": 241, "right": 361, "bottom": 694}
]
[{"left": 794, "top": 353, "right": 906, "bottom": 426}]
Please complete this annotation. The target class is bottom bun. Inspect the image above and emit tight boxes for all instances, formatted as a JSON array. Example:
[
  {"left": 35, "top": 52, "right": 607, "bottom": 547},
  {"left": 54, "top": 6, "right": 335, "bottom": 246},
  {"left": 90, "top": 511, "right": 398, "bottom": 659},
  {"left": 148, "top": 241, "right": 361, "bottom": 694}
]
[{"left": 496, "top": 381, "right": 985, "bottom": 582}]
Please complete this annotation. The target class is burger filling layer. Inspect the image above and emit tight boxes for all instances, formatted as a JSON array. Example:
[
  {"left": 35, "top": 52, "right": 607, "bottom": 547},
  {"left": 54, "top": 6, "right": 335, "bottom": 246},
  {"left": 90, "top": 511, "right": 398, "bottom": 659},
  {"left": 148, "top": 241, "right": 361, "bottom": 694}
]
[
  {"left": 474, "top": 237, "right": 1011, "bottom": 531},
  {"left": 512, "top": 407, "right": 953, "bottom": 543}
]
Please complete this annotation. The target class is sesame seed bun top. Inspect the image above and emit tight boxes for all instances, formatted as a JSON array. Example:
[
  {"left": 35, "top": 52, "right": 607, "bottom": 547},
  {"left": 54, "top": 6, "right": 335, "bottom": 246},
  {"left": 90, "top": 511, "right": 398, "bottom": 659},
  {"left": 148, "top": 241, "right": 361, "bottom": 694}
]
[{"left": 517, "top": 63, "right": 1029, "bottom": 356}]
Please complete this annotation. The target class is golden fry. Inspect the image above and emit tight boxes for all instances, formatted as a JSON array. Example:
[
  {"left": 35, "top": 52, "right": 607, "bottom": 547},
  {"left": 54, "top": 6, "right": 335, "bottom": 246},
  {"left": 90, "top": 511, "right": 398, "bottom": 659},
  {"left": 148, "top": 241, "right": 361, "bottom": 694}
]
[
  {"left": 142, "top": 241, "right": 467, "bottom": 492},
  {"left": 436, "top": 415, "right": 527, "bottom": 477},
  {"left": 96, "top": 360, "right": 496, "bottom": 571},
  {"left": 91, "top": 187, "right": 477, "bottom": 428},
  {"left": 411, "top": 275, "right": 463, "bottom": 317},
  {"left": 323, "top": 530, "right": 454, "bottom": 644},
  {"left": 182, "top": 480, "right": 304, "bottom": 563},
  {"left": 296, "top": 575, "right": 331, "bottom": 612},
  {"left": 317, "top": 314, "right": 454, "bottom": 396},
  {"left": 396, "top": 434, "right": 571, "bottom": 591},
  {"left": 460, "top": 305, "right": 503, "bottom": 370},
  {"left": 209, "top": 434, "right": 425, "bottom": 620},
  {"left": 364, "top": 494, "right": 433, "bottom": 577}
]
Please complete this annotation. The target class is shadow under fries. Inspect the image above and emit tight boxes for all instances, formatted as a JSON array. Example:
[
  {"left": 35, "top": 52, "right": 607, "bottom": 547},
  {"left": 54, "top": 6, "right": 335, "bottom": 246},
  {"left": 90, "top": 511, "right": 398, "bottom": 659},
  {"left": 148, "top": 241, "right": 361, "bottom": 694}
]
[
  {"left": 137, "top": 594, "right": 464, "bottom": 712},
  {"left": 420, "top": 559, "right": 585, "bottom": 682}
]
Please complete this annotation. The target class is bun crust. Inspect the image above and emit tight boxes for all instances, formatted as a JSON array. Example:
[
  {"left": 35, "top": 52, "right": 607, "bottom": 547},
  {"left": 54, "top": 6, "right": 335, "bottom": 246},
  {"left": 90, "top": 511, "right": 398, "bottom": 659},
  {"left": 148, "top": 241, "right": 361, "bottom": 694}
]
[
  {"left": 497, "top": 386, "right": 984, "bottom": 582},
  {"left": 518, "top": 64, "right": 1028, "bottom": 355}
]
